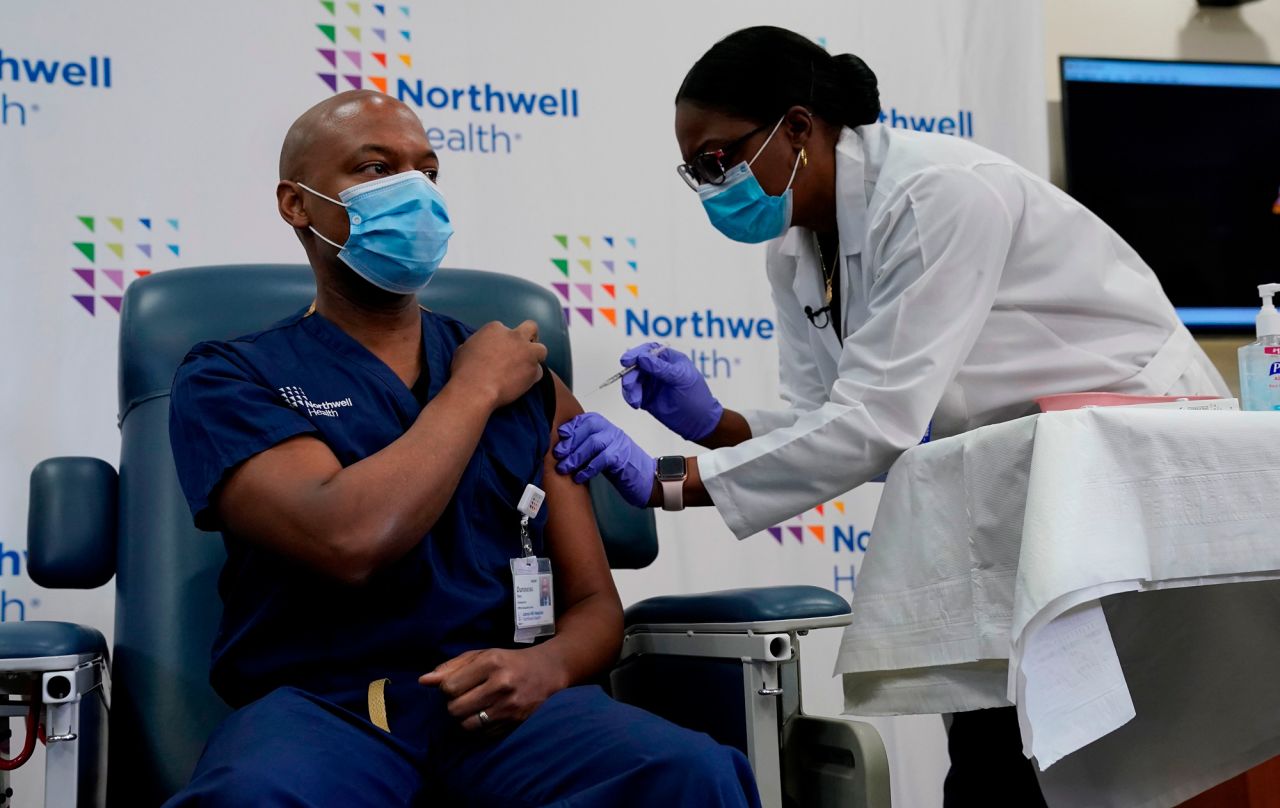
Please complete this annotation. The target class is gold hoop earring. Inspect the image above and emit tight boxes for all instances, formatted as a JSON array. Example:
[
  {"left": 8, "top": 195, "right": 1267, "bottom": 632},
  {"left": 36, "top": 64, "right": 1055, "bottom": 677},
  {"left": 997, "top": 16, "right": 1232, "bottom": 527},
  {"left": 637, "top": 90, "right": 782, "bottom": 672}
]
[{"left": 800, "top": 148, "right": 808, "bottom": 167}]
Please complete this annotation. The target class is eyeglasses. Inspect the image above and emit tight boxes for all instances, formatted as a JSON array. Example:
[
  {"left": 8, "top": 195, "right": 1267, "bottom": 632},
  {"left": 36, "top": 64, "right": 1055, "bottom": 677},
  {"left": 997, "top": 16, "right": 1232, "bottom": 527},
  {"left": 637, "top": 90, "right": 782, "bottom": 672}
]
[{"left": 677, "top": 124, "right": 770, "bottom": 191}]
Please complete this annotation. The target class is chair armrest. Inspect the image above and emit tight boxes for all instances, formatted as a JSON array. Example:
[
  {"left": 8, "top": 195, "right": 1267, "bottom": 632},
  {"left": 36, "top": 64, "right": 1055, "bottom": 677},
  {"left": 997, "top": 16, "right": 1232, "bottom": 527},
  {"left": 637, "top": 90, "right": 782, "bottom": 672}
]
[
  {"left": 624, "top": 585, "right": 851, "bottom": 634},
  {"left": 0, "top": 621, "right": 108, "bottom": 669},
  {"left": 28, "top": 458, "right": 118, "bottom": 589}
]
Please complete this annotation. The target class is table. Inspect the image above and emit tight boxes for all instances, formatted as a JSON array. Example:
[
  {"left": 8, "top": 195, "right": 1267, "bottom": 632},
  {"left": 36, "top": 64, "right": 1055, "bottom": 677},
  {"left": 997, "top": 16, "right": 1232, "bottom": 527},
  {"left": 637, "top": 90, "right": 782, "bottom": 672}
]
[{"left": 835, "top": 408, "right": 1280, "bottom": 808}]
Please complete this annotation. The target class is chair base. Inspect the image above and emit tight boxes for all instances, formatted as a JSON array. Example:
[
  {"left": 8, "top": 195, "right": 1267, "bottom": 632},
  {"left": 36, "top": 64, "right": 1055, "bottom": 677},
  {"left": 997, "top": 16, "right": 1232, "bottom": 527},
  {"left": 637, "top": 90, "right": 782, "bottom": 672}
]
[
  {"left": 0, "top": 622, "right": 110, "bottom": 808},
  {"left": 783, "top": 715, "right": 891, "bottom": 808},
  {"left": 611, "top": 600, "right": 889, "bottom": 808}
]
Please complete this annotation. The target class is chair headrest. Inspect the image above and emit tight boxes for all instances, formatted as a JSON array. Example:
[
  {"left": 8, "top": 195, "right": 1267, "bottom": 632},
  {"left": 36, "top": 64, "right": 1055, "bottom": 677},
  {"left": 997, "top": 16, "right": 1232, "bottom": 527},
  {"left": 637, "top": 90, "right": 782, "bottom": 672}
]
[{"left": 118, "top": 265, "right": 573, "bottom": 423}]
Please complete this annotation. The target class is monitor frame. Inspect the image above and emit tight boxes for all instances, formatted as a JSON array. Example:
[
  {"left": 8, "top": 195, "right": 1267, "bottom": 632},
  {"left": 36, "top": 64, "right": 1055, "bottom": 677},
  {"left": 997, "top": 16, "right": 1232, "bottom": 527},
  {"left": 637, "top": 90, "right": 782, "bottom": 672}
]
[{"left": 1059, "top": 55, "right": 1280, "bottom": 334}]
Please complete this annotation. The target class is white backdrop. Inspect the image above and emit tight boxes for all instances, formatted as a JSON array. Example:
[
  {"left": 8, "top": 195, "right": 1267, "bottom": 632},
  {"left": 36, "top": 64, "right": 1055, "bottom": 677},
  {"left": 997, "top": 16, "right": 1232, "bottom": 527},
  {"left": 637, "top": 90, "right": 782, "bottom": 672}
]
[{"left": 0, "top": 2, "right": 1046, "bottom": 805}]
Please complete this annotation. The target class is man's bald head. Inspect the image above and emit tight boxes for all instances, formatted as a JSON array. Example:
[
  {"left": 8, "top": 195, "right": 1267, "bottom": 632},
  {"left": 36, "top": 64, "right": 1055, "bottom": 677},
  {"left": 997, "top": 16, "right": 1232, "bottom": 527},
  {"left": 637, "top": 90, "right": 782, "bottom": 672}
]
[
  {"left": 275, "top": 89, "right": 440, "bottom": 284},
  {"left": 278, "top": 90, "right": 427, "bottom": 181}
]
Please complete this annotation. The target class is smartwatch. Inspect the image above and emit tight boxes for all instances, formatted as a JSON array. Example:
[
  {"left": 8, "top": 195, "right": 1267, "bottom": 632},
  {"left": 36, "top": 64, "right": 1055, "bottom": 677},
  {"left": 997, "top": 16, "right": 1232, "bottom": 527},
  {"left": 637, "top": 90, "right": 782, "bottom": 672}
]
[{"left": 655, "top": 455, "right": 687, "bottom": 512}]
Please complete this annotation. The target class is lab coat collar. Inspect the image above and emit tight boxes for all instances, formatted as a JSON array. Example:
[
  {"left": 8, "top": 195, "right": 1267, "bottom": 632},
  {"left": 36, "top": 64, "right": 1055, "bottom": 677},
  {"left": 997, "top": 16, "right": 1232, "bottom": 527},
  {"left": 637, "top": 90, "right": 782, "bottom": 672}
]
[
  {"left": 775, "top": 126, "right": 869, "bottom": 259},
  {"left": 833, "top": 126, "right": 869, "bottom": 258}
]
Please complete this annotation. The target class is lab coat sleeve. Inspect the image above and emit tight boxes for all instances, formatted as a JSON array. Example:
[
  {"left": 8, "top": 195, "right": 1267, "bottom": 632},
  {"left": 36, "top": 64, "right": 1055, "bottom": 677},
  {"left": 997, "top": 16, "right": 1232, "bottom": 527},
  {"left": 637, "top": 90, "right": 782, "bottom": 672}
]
[
  {"left": 700, "top": 166, "right": 1014, "bottom": 538},
  {"left": 739, "top": 242, "right": 830, "bottom": 436}
]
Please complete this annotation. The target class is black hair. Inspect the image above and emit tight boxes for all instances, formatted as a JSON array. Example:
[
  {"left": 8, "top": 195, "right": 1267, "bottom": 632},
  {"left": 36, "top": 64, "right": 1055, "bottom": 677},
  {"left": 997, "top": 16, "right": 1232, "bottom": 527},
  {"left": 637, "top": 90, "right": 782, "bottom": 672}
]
[{"left": 676, "top": 26, "right": 880, "bottom": 129}]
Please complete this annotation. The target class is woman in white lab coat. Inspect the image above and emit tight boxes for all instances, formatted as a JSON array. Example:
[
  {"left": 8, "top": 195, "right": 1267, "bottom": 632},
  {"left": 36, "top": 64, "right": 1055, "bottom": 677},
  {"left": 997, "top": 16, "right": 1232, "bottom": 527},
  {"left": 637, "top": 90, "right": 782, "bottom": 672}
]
[{"left": 553, "top": 26, "right": 1228, "bottom": 805}]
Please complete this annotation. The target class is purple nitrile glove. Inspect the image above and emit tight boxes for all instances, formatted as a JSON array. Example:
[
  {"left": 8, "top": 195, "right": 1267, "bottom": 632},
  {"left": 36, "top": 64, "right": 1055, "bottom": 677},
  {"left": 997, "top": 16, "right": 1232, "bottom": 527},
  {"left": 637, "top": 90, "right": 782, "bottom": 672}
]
[
  {"left": 619, "top": 342, "right": 724, "bottom": 442},
  {"left": 553, "top": 412, "right": 656, "bottom": 508}
]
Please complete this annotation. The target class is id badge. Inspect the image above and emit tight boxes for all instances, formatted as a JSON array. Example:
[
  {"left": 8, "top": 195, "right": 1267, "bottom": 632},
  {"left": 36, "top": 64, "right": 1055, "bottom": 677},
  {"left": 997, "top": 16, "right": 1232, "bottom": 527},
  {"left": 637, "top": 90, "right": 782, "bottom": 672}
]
[{"left": 510, "top": 556, "right": 555, "bottom": 644}]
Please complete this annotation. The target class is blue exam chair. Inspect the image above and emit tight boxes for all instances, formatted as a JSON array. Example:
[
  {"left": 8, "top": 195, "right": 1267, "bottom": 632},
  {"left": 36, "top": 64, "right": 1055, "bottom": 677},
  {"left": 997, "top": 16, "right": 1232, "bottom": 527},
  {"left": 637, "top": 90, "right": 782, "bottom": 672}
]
[{"left": 16, "top": 265, "right": 888, "bottom": 807}]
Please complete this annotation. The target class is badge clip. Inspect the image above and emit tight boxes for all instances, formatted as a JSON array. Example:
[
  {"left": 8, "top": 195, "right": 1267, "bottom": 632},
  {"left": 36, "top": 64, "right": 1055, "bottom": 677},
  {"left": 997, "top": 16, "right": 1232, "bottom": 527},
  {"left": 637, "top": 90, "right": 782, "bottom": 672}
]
[{"left": 517, "top": 484, "right": 544, "bottom": 558}]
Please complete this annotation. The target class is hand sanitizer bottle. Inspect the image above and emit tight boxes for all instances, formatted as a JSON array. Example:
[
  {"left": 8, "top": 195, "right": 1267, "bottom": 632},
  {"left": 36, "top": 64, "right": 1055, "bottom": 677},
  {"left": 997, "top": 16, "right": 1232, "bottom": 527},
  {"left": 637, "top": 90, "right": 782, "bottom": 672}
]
[{"left": 1237, "top": 283, "right": 1280, "bottom": 411}]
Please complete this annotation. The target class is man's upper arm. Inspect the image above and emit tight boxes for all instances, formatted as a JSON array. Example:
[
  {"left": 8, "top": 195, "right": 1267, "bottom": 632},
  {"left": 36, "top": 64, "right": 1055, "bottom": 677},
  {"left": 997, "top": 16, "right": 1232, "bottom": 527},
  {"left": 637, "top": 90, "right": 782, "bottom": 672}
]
[
  {"left": 169, "top": 347, "right": 364, "bottom": 579},
  {"left": 215, "top": 434, "right": 348, "bottom": 565},
  {"left": 540, "top": 373, "right": 619, "bottom": 608}
]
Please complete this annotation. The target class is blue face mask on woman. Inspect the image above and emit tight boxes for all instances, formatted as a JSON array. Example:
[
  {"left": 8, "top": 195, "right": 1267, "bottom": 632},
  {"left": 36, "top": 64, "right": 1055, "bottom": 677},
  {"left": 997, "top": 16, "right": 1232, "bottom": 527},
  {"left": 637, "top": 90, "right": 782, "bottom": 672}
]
[
  {"left": 697, "top": 116, "right": 803, "bottom": 244},
  {"left": 298, "top": 170, "right": 453, "bottom": 294}
]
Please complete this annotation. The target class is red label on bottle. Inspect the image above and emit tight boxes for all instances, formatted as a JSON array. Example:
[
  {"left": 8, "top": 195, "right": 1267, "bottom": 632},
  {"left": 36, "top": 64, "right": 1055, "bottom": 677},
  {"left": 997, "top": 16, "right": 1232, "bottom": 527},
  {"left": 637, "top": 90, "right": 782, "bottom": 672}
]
[{"left": 1266, "top": 347, "right": 1280, "bottom": 355}]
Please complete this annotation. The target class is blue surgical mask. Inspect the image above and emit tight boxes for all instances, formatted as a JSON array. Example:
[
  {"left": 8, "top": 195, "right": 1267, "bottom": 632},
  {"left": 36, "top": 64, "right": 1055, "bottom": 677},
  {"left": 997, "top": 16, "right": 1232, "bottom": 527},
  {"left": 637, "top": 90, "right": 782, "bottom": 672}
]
[
  {"left": 698, "top": 117, "right": 802, "bottom": 244},
  {"left": 298, "top": 170, "right": 453, "bottom": 294}
]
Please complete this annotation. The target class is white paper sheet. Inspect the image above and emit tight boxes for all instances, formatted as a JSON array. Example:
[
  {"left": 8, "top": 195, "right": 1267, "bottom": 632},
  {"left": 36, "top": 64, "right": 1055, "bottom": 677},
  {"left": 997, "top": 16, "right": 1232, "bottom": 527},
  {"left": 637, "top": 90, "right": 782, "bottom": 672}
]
[
  {"left": 1014, "top": 600, "right": 1135, "bottom": 768},
  {"left": 835, "top": 409, "right": 1280, "bottom": 807}
]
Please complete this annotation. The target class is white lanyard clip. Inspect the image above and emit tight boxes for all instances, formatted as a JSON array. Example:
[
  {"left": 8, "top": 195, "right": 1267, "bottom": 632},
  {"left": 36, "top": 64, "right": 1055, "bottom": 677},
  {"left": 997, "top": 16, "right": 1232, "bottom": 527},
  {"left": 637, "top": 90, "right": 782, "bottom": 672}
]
[{"left": 517, "top": 484, "right": 545, "bottom": 558}]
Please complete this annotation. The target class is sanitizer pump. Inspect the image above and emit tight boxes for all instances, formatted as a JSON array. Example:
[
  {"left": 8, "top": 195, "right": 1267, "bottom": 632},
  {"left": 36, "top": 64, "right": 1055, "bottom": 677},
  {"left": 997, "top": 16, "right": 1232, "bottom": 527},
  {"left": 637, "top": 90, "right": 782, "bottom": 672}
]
[{"left": 1237, "top": 283, "right": 1280, "bottom": 411}]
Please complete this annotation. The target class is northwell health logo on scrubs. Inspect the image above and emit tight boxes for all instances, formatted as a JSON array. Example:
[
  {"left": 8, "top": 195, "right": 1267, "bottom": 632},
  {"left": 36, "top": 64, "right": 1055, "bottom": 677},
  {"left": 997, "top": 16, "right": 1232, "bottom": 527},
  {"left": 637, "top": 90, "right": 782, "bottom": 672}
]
[
  {"left": 311, "top": 1, "right": 581, "bottom": 154},
  {"left": 279, "top": 386, "right": 355, "bottom": 418}
]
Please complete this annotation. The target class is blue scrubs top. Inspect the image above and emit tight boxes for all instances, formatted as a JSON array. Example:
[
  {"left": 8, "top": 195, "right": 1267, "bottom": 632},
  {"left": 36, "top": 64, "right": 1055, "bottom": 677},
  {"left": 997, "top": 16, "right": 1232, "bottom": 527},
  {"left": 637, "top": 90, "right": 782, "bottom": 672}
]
[{"left": 168, "top": 306, "right": 553, "bottom": 741}]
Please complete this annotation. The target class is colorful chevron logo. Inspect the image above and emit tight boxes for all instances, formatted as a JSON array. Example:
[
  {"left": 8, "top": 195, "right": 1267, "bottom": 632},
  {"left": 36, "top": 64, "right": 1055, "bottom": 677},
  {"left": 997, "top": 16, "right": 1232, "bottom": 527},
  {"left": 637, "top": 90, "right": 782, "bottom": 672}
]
[
  {"left": 315, "top": 0, "right": 413, "bottom": 94},
  {"left": 70, "top": 215, "right": 181, "bottom": 316},
  {"left": 548, "top": 233, "right": 639, "bottom": 328},
  {"left": 766, "top": 499, "right": 870, "bottom": 553}
]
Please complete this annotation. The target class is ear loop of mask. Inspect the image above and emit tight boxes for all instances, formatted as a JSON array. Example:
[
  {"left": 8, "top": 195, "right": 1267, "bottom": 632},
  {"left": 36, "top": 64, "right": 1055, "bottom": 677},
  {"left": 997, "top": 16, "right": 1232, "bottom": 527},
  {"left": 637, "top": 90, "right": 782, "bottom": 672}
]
[
  {"left": 296, "top": 182, "right": 348, "bottom": 251},
  {"left": 747, "top": 116, "right": 786, "bottom": 167},
  {"left": 747, "top": 116, "right": 803, "bottom": 193}
]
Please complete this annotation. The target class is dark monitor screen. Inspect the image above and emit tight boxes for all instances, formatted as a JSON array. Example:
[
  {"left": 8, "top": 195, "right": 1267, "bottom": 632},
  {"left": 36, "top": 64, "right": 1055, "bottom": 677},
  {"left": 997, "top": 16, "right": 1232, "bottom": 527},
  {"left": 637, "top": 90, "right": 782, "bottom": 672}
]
[{"left": 1061, "top": 56, "right": 1280, "bottom": 332}]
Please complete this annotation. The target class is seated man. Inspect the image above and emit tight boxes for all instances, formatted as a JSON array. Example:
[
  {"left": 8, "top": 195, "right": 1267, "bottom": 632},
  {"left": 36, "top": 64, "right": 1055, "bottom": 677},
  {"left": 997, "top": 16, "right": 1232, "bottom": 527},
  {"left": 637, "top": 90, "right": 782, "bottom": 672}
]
[{"left": 164, "top": 89, "right": 761, "bottom": 808}]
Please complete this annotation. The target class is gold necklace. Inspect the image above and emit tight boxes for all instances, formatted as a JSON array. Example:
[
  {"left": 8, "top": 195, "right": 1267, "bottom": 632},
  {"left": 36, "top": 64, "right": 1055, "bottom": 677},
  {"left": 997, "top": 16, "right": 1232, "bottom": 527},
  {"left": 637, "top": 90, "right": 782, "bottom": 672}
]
[{"left": 814, "top": 234, "right": 834, "bottom": 305}]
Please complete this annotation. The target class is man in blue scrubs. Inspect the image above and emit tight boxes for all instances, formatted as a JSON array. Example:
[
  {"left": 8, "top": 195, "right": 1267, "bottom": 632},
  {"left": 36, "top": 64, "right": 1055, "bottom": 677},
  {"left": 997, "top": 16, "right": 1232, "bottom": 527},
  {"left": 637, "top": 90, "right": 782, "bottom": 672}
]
[{"left": 164, "top": 90, "right": 761, "bottom": 807}]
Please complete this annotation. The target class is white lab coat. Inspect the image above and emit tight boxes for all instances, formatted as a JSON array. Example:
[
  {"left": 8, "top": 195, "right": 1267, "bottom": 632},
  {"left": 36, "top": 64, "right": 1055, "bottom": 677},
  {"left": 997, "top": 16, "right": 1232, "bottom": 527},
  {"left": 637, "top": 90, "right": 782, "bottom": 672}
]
[{"left": 699, "top": 124, "right": 1229, "bottom": 539}]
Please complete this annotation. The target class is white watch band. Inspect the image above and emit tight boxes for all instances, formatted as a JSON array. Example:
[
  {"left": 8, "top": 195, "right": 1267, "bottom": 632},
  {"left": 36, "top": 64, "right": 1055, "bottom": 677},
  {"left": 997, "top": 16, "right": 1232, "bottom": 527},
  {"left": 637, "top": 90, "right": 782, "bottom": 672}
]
[{"left": 660, "top": 478, "right": 684, "bottom": 512}]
